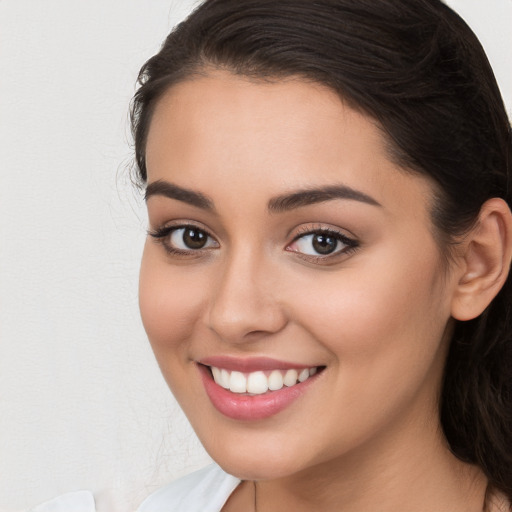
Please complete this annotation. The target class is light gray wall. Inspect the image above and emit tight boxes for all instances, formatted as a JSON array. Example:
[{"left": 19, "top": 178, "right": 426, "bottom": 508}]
[
  {"left": 0, "top": 2, "right": 210, "bottom": 512},
  {"left": 0, "top": 1, "right": 510, "bottom": 511}
]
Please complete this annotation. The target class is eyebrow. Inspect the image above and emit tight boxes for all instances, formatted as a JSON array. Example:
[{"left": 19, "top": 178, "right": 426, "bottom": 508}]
[
  {"left": 268, "top": 185, "right": 381, "bottom": 213},
  {"left": 144, "top": 180, "right": 381, "bottom": 213},
  {"left": 145, "top": 180, "right": 214, "bottom": 211}
]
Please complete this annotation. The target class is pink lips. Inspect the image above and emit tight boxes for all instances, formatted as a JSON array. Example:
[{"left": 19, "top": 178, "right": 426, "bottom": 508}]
[
  {"left": 200, "top": 355, "right": 314, "bottom": 372},
  {"left": 197, "top": 356, "right": 322, "bottom": 421}
]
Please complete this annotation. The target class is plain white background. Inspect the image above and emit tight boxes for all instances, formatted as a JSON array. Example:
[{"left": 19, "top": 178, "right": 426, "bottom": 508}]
[{"left": 0, "top": 1, "right": 510, "bottom": 511}]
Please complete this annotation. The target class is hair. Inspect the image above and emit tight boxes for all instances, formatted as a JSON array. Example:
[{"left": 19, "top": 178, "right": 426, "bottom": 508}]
[{"left": 131, "top": 0, "right": 512, "bottom": 502}]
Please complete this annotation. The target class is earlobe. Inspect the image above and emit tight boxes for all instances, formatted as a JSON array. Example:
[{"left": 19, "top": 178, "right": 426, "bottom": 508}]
[{"left": 451, "top": 198, "right": 512, "bottom": 321}]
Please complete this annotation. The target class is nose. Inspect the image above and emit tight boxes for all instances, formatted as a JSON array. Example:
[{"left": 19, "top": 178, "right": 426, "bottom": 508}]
[{"left": 206, "top": 249, "right": 288, "bottom": 343}]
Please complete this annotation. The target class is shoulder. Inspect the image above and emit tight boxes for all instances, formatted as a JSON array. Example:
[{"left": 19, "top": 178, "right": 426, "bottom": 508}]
[
  {"left": 29, "top": 491, "right": 95, "bottom": 512},
  {"left": 137, "top": 463, "right": 241, "bottom": 512}
]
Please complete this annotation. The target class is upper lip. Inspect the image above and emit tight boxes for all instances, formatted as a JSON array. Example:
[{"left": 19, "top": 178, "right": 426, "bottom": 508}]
[{"left": 198, "top": 355, "right": 320, "bottom": 373}]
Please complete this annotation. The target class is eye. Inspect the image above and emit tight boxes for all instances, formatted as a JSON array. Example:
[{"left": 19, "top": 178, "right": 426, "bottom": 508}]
[
  {"left": 170, "top": 227, "right": 212, "bottom": 250},
  {"left": 287, "top": 229, "right": 358, "bottom": 258},
  {"left": 148, "top": 224, "right": 218, "bottom": 255}
]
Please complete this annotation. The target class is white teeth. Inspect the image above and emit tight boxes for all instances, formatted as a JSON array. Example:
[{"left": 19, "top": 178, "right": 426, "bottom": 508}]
[
  {"left": 210, "top": 366, "right": 320, "bottom": 395},
  {"left": 283, "top": 369, "right": 298, "bottom": 387},
  {"left": 247, "top": 371, "right": 268, "bottom": 394},
  {"left": 229, "top": 371, "right": 247, "bottom": 393},
  {"left": 268, "top": 370, "right": 284, "bottom": 391},
  {"left": 211, "top": 366, "right": 222, "bottom": 384},
  {"left": 220, "top": 369, "right": 230, "bottom": 389},
  {"left": 298, "top": 369, "right": 310, "bottom": 382}
]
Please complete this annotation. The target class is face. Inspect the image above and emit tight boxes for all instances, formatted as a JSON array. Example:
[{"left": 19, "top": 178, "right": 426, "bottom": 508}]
[{"left": 140, "top": 71, "right": 457, "bottom": 481}]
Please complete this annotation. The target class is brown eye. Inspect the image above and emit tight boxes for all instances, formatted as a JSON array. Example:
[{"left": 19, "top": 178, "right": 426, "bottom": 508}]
[
  {"left": 312, "top": 233, "right": 338, "bottom": 255},
  {"left": 167, "top": 226, "right": 218, "bottom": 251},
  {"left": 287, "top": 229, "right": 358, "bottom": 260},
  {"left": 182, "top": 228, "right": 208, "bottom": 249},
  {"left": 149, "top": 225, "right": 219, "bottom": 254}
]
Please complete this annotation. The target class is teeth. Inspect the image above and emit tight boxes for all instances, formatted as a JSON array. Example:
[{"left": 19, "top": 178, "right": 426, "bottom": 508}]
[
  {"left": 210, "top": 366, "right": 319, "bottom": 395},
  {"left": 268, "top": 370, "right": 283, "bottom": 391},
  {"left": 283, "top": 369, "right": 298, "bottom": 387},
  {"left": 229, "top": 371, "right": 246, "bottom": 393},
  {"left": 298, "top": 369, "right": 310, "bottom": 382},
  {"left": 211, "top": 366, "right": 222, "bottom": 384},
  {"left": 220, "top": 369, "right": 230, "bottom": 389},
  {"left": 247, "top": 371, "right": 268, "bottom": 394}
]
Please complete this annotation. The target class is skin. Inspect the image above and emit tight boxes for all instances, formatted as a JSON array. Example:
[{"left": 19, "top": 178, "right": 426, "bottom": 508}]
[{"left": 139, "top": 70, "right": 491, "bottom": 511}]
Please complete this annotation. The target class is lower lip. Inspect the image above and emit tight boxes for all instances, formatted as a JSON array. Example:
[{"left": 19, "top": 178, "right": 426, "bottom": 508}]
[{"left": 198, "top": 364, "right": 320, "bottom": 421}]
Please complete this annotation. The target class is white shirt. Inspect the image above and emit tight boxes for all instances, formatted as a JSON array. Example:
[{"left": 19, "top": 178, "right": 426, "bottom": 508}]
[
  {"left": 29, "top": 491, "right": 96, "bottom": 512},
  {"left": 28, "top": 465, "right": 239, "bottom": 512},
  {"left": 137, "top": 464, "right": 241, "bottom": 512}
]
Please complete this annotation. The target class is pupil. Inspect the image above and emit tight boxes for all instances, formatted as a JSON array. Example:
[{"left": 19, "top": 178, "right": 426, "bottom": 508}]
[
  {"left": 183, "top": 228, "right": 207, "bottom": 249},
  {"left": 312, "top": 234, "right": 337, "bottom": 255}
]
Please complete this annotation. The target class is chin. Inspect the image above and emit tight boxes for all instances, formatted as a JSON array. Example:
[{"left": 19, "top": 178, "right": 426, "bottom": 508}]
[
  {"left": 200, "top": 432, "right": 312, "bottom": 481},
  {"left": 216, "top": 457, "right": 297, "bottom": 481}
]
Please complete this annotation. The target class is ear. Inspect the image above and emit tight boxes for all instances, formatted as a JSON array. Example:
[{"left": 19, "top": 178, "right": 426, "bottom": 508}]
[{"left": 451, "top": 198, "right": 512, "bottom": 321}]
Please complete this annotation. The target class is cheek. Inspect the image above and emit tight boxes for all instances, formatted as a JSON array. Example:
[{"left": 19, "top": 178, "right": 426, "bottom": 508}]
[
  {"left": 288, "top": 244, "right": 450, "bottom": 387},
  {"left": 279, "top": 252, "right": 451, "bottom": 457},
  {"left": 139, "top": 242, "right": 205, "bottom": 359}
]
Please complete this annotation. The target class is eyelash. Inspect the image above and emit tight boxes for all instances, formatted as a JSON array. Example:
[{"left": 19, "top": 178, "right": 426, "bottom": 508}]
[
  {"left": 286, "top": 226, "right": 359, "bottom": 263},
  {"left": 148, "top": 223, "right": 359, "bottom": 262},
  {"left": 148, "top": 223, "right": 218, "bottom": 257}
]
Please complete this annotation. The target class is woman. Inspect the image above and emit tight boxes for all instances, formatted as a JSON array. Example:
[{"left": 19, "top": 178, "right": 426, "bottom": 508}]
[{"left": 131, "top": 0, "right": 512, "bottom": 511}]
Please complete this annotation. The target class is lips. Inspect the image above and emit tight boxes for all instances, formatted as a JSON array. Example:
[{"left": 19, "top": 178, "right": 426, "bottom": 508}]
[{"left": 197, "top": 356, "right": 324, "bottom": 421}]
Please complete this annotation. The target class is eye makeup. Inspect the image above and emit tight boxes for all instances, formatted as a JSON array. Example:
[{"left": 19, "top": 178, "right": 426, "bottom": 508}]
[
  {"left": 148, "top": 222, "right": 219, "bottom": 257},
  {"left": 285, "top": 224, "right": 360, "bottom": 265},
  {"left": 148, "top": 220, "right": 360, "bottom": 265}
]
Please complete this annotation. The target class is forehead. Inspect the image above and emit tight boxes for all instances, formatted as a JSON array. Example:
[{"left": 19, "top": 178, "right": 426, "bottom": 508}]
[
  {"left": 145, "top": 70, "right": 435, "bottom": 219},
  {"left": 148, "top": 71, "right": 378, "bottom": 146}
]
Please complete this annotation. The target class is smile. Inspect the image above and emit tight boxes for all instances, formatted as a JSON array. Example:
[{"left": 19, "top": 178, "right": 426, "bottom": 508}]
[
  {"left": 210, "top": 366, "right": 319, "bottom": 395},
  {"left": 197, "top": 358, "right": 324, "bottom": 421}
]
